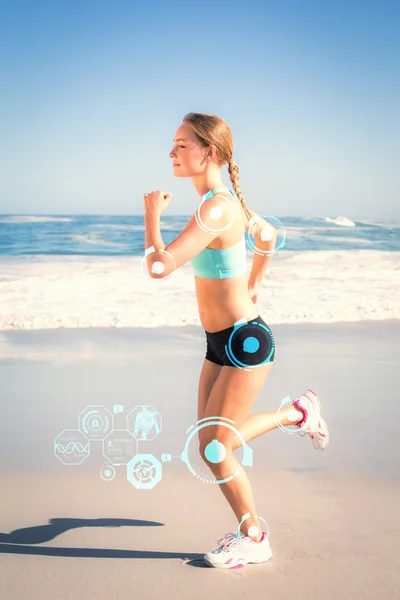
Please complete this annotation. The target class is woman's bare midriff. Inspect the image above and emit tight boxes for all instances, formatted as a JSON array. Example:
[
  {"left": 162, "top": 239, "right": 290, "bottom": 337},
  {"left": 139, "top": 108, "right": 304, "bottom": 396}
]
[
  {"left": 194, "top": 274, "right": 259, "bottom": 333},
  {"left": 193, "top": 190, "right": 259, "bottom": 332}
]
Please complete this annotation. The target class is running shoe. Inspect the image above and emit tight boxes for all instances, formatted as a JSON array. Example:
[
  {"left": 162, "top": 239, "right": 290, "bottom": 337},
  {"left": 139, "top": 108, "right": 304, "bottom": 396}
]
[
  {"left": 293, "top": 388, "right": 329, "bottom": 450},
  {"left": 203, "top": 530, "right": 272, "bottom": 569}
]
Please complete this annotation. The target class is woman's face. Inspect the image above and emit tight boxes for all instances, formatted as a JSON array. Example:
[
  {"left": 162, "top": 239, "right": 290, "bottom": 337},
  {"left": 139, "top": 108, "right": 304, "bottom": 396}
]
[{"left": 169, "top": 124, "right": 209, "bottom": 177}]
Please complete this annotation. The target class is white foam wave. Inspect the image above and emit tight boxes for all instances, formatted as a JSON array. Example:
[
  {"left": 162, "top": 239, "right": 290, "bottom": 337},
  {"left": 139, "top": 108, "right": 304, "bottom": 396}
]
[
  {"left": 159, "top": 222, "right": 185, "bottom": 230},
  {"left": 324, "top": 216, "right": 356, "bottom": 227},
  {"left": 0, "top": 250, "right": 399, "bottom": 331},
  {"left": 313, "top": 235, "right": 374, "bottom": 245},
  {"left": 282, "top": 227, "right": 304, "bottom": 239},
  {"left": 0, "top": 216, "right": 73, "bottom": 223},
  {"left": 90, "top": 222, "right": 184, "bottom": 232}
]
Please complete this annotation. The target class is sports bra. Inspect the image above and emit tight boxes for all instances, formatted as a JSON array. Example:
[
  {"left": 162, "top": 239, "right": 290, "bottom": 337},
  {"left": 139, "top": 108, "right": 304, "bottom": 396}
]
[{"left": 190, "top": 187, "right": 247, "bottom": 279}]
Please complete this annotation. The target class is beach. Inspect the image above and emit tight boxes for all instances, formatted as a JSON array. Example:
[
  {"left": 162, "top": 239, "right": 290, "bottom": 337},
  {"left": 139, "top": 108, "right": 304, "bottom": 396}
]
[
  {"left": 0, "top": 208, "right": 399, "bottom": 597},
  {"left": 1, "top": 0, "right": 399, "bottom": 594},
  {"left": 1, "top": 320, "right": 399, "bottom": 599}
]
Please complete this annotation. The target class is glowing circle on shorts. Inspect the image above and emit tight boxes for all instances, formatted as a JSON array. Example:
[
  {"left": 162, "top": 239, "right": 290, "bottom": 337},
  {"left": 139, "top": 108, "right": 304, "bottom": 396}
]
[
  {"left": 242, "top": 336, "right": 260, "bottom": 353},
  {"left": 225, "top": 319, "right": 275, "bottom": 369}
]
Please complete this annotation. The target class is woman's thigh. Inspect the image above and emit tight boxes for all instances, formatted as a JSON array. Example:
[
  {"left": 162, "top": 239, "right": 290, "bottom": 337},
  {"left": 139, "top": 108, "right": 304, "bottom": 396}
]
[
  {"left": 199, "top": 361, "right": 273, "bottom": 449},
  {"left": 197, "top": 358, "right": 223, "bottom": 422}
]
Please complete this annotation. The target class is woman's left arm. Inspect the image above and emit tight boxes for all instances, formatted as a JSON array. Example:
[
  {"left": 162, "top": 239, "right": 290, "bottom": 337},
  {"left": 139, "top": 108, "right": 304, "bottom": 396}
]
[
  {"left": 144, "top": 210, "right": 165, "bottom": 252},
  {"left": 143, "top": 190, "right": 171, "bottom": 277},
  {"left": 144, "top": 211, "right": 167, "bottom": 277}
]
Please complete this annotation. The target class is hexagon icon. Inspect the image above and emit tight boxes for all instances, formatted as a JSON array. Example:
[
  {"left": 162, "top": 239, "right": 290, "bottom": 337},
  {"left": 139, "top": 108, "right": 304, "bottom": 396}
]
[
  {"left": 103, "top": 429, "right": 137, "bottom": 466},
  {"left": 54, "top": 429, "right": 90, "bottom": 465},
  {"left": 79, "top": 405, "right": 114, "bottom": 441},
  {"left": 127, "top": 405, "right": 162, "bottom": 441},
  {"left": 127, "top": 454, "right": 162, "bottom": 489}
]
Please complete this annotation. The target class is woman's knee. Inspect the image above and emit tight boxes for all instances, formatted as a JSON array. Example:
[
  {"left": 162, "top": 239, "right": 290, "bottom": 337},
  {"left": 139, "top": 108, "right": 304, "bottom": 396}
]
[{"left": 199, "top": 431, "right": 234, "bottom": 469}]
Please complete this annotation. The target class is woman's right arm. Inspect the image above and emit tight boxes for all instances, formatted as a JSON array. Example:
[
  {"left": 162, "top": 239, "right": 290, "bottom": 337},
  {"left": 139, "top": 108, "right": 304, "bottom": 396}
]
[{"left": 247, "top": 214, "right": 277, "bottom": 302}]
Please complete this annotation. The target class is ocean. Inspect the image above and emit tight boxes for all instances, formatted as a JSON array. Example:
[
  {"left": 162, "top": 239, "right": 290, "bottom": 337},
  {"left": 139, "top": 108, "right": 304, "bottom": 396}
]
[{"left": 0, "top": 213, "right": 399, "bottom": 330}]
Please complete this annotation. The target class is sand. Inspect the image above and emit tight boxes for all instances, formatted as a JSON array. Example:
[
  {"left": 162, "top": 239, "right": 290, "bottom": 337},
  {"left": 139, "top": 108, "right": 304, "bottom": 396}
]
[{"left": 0, "top": 321, "right": 399, "bottom": 599}]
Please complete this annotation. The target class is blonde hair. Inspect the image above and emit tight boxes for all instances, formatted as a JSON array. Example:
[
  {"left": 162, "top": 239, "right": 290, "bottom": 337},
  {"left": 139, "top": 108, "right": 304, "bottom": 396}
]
[{"left": 183, "top": 112, "right": 259, "bottom": 231}]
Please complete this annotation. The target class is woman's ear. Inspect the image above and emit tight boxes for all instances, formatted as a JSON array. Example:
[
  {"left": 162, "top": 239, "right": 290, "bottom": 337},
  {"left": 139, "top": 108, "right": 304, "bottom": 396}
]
[{"left": 208, "top": 146, "right": 217, "bottom": 160}]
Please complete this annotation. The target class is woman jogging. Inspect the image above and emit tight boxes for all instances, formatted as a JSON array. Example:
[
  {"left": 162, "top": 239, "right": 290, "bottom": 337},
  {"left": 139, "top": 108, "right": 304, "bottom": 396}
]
[{"left": 144, "top": 112, "right": 329, "bottom": 569}]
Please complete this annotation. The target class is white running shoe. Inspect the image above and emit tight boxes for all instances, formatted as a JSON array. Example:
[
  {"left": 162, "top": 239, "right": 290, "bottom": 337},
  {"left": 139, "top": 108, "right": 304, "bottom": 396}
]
[
  {"left": 203, "top": 530, "right": 272, "bottom": 569},
  {"left": 293, "top": 389, "right": 329, "bottom": 450}
]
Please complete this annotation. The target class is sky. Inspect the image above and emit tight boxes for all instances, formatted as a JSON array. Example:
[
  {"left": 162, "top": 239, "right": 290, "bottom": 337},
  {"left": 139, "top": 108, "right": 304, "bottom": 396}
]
[{"left": 0, "top": 0, "right": 399, "bottom": 218}]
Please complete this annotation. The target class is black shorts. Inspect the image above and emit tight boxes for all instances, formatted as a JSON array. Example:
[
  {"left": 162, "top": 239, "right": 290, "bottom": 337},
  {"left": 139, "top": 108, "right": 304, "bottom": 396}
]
[{"left": 205, "top": 314, "right": 275, "bottom": 368}]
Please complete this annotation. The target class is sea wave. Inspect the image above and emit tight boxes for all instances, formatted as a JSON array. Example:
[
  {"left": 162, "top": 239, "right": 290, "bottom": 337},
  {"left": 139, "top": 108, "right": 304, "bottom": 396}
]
[
  {"left": 0, "top": 250, "right": 398, "bottom": 331},
  {"left": 0, "top": 216, "right": 74, "bottom": 223},
  {"left": 90, "top": 222, "right": 183, "bottom": 232},
  {"left": 69, "top": 234, "right": 127, "bottom": 247},
  {"left": 323, "top": 216, "right": 356, "bottom": 227}
]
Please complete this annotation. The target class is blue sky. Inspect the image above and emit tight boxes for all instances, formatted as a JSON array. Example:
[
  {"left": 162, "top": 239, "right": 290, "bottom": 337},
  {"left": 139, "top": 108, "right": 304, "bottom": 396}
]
[{"left": 0, "top": 0, "right": 398, "bottom": 218}]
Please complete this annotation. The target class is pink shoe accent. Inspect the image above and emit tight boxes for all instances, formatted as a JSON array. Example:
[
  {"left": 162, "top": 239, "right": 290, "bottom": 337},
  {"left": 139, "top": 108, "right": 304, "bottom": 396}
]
[
  {"left": 224, "top": 557, "right": 245, "bottom": 568},
  {"left": 248, "top": 531, "right": 266, "bottom": 543},
  {"left": 294, "top": 399, "right": 308, "bottom": 427}
]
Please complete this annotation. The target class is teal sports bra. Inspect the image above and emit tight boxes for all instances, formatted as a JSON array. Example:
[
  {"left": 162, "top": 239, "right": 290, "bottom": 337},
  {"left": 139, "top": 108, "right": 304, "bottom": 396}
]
[{"left": 190, "top": 187, "right": 247, "bottom": 279}]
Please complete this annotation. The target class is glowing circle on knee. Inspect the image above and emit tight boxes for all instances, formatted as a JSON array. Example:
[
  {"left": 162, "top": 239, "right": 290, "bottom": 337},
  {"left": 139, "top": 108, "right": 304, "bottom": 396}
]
[
  {"left": 204, "top": 439, "right": 226, "bottom": 463},
  {"left": 180, "top": 416, "right": 253, "bottom": 484}
]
